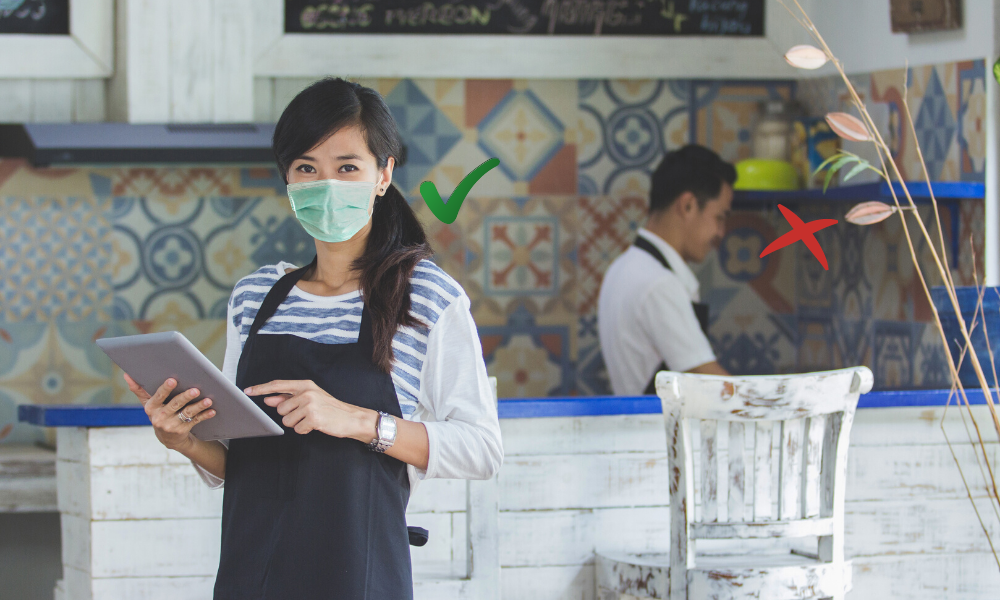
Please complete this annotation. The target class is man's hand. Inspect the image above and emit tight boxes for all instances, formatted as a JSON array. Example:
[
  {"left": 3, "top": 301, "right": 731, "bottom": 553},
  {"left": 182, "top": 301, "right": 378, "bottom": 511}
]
[{"left": 686, "top": 361, "right": 730, "bottom": 376}]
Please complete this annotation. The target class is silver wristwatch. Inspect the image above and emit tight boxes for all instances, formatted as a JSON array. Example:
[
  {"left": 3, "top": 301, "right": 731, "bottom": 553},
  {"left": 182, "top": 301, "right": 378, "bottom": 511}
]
[{"left": 368, "top": 411, "right": 397, "bottom": 453}]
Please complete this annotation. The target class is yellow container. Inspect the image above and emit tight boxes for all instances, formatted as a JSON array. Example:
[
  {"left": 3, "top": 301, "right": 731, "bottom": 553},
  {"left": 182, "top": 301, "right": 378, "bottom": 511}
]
[{"left": 733, "top": 159, "right": 800, "bottom": 191}]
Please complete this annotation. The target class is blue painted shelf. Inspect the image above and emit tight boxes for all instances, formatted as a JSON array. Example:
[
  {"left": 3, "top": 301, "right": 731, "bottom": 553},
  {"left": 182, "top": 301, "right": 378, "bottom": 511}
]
[
  {"left": 734, "top": 180, "right": 984, "bottom": 269},
  {"left": 734, "top": 181, "right": 985, "bottom": 204},
  {"left": 18, "top": 388, "right": 995, "bottom": 426}
]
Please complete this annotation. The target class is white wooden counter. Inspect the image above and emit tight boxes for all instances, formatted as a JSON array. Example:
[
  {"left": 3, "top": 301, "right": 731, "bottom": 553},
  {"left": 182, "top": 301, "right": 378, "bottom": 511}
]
[
  {"left": 0, "top": 445, "right": 57, "bottom": 513},
  {"left": 31, "top": 404, "right": 1000, "bottom": 599}
]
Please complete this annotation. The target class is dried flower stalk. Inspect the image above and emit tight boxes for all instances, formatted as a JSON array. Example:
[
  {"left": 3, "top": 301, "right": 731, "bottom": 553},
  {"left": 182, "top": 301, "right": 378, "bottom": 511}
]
[{"left": 779, "top": 0, "right": 1000, "bottom": 569}]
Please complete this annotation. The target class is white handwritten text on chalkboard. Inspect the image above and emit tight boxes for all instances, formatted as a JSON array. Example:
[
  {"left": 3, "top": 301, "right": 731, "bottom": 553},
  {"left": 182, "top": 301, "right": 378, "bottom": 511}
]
[{"left": 285, "top": 0, "right": 765, "bottom": 37}]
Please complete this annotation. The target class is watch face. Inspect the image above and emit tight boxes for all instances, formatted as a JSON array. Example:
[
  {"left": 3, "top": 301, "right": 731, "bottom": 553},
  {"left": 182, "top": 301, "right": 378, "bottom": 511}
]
[{"left": 379, "top": 413, "right": 397, "bottom": 441}]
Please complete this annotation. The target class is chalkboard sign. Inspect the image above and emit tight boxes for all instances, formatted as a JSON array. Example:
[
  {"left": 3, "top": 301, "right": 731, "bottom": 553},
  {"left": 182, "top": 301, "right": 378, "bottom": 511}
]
[
  {"left": 285, "top": 0, "right": 764, "bottom": 36},
  {"left": 0, "top": 0, "right": 69, "bottom": 35}
]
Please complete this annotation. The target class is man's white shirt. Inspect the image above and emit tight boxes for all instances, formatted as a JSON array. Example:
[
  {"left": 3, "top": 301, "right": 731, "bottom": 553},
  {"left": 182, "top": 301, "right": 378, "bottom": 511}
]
[{"left": 598, "top": 228, "right": 717, "bottom": 395}]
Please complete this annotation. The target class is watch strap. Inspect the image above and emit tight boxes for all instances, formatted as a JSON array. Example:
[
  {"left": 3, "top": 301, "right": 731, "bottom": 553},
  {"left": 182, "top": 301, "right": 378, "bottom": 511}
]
[{"left": 368, "top": 411, "right": 395, "bottom": 453}]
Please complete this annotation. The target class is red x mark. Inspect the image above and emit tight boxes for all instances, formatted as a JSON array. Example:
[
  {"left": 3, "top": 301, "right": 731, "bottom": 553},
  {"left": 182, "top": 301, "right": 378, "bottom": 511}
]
[{"left": 759, "top": 204, "right": 839, "bottom": 270}]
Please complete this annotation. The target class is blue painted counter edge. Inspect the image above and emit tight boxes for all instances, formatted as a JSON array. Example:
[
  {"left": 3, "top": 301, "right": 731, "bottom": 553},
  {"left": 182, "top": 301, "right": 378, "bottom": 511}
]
[
  {"left": 17, "top": 388, "right": 993, "bottom": 426},
  {"left": 18, "top": 404, "right": 152, "bottom": 427}
]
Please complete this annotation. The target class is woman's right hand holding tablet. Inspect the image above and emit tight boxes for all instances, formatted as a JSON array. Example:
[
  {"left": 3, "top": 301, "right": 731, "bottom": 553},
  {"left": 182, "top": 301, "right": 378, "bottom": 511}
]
[{"left": 124, "top": 373, "right": 216, "bottom": 452}]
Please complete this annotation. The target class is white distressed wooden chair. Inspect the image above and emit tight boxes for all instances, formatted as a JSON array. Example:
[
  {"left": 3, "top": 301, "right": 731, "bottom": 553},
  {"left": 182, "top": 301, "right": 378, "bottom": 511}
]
[
  {"left": 411, "top": 376, "right": 500, "bottom": 600},
  {"left": 597, "top": 367, "right": 872, "bottom": 600}
]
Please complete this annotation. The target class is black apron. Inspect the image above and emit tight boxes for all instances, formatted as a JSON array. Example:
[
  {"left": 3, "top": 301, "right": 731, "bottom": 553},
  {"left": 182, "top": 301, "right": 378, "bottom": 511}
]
[
  {"left": 633, "top": 236, "right": 710, "bottom": 395},
  {"left": 215, "top": 257, "right": 412, "bottom": 600}
]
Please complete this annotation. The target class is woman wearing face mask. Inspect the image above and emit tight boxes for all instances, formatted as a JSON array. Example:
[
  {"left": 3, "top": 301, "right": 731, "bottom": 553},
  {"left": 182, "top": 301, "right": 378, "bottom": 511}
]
[{"left": 122, "top": 78, "right": 504, "bottom": 599}]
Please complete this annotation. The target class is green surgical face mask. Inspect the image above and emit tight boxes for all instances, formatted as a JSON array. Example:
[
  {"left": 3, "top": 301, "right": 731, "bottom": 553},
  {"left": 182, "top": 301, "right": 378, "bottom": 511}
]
[{"left": 286, "top": 177, "right": 381, "bottom": 243}]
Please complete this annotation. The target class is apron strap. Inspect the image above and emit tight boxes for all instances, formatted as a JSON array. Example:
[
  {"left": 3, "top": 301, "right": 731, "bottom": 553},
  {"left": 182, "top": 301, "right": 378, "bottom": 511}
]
[
  {"left": 633, "top": 236, "right": 712, "bottom": 393},
  {"left": 248, "top": 256, "right": 318, "bottom": 337},
  {"left": 633, "top": 236, "right": 672, "bottom": 271},
  {"left": 644, "top": 362, "right": 667, "bottom": 395},
  {"left": 632, "top": 235, "right": 710, "bottom": 334}
]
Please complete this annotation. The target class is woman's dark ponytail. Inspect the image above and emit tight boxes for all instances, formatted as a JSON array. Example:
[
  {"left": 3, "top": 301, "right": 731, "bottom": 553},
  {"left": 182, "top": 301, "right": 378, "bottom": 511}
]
[
  {"left": 354, "top": 184, "right": 432, "bottom": 373},
  {"left": 273, "top": 77, "right": 433, "bottom": 373}
]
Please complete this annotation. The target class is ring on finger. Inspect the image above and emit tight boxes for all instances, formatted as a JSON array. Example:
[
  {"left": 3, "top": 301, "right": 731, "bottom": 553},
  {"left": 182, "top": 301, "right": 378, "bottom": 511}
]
[{"left": 177, "top": 412, "right": 194, "bottom": 423}]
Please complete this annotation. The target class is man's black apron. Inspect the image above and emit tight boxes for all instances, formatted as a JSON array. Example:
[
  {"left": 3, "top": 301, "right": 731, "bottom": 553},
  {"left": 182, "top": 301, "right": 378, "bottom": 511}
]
[
  {"left": 215, "top": 257, "right": 412, "bottom": 600},
  {"left": 632, "top": 236, "right": 710, "bottom": 395}
]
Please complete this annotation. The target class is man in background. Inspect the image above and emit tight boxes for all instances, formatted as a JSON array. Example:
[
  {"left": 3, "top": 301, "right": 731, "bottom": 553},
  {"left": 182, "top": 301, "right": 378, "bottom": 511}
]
[{"left": 598, "top": 144, "right": 734, "bottom": 396}]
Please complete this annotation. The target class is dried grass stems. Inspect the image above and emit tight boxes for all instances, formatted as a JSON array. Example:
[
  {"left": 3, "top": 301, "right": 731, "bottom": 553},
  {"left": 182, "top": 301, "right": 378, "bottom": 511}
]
[{"left": 779, "top": 0, "right": 1000, "bottom": 569}]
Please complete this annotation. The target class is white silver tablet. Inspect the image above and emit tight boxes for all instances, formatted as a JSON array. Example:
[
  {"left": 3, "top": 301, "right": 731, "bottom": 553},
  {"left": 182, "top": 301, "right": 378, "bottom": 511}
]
[{"left": 96, "top": 331, "right": 283, "bottom": 441}]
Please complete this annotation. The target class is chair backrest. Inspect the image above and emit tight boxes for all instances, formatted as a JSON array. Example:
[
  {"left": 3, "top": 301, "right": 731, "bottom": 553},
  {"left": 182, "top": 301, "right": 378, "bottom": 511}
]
[
  {"left": 464, "top": 376, "right": 500, "bottom": 597},
  {"left": 654, "top": 367, "right": 872, "bottom": 595}
]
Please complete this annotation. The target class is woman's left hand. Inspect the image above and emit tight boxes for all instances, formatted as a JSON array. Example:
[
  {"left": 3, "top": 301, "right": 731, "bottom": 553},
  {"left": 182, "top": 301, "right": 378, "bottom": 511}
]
[{"left": 246, "top": 380, "right": 376, "bottom": 441}]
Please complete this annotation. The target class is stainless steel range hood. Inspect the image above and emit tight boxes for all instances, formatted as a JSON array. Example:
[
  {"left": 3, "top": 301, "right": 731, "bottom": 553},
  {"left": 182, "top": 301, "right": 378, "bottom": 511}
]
[{"left": 0, "top": 123, "right": 276, "bottom": 166}]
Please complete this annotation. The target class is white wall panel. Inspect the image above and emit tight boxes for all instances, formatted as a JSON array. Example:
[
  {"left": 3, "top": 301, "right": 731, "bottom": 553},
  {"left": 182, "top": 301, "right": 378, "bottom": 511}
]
[{"left": 52, "top": 409, "right": 1000, "bottom": 600}]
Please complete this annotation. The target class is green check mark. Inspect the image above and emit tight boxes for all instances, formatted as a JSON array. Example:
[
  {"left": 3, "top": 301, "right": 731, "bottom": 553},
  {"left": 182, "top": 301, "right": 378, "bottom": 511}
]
[{"left": 420, "top": 157, "right": 499, "bottom": 224}]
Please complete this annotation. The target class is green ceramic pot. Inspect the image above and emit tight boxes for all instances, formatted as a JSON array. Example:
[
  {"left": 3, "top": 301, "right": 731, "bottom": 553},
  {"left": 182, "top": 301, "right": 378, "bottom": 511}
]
[{"left": 733, "top": 159, "right": 800, "bottom": 191}]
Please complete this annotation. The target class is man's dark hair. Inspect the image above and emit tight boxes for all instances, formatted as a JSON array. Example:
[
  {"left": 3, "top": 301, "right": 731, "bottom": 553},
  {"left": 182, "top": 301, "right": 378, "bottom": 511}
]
[{"left": 648, "top": 144, "right": 737, "bottom": 213}]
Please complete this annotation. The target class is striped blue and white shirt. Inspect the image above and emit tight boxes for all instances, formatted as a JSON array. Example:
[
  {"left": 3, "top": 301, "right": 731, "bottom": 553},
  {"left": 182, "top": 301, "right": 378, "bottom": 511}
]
[
  {"left": 224, "top": 259, "right": 462, "bottom": 417},
  {"left": 206, "top": 259, "right": 504, "bottom": 493}
]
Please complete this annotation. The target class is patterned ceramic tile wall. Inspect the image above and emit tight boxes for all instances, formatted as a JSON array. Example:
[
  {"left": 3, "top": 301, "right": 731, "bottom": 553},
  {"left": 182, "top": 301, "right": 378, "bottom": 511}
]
[
  {"left": 797, "top": 60, "right": 987, "bottom": 183},
  {"left": 694, "top": 201, "right": 969, "bottom": 391},
  {"left": 0, "top": 162, "right": 303, "bottom": 444},
  {"left": 0, "top": 61, "right": 989, "bottom": 442}
]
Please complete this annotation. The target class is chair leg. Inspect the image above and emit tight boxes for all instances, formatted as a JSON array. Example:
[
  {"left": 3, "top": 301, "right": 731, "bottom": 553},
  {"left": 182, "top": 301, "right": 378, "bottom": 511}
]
[
  {"left": 597, "top": 588, "right": 652, "bottom": 600},
  {"left": 596, "top": 587, "right": 626, "bottom": 600}
]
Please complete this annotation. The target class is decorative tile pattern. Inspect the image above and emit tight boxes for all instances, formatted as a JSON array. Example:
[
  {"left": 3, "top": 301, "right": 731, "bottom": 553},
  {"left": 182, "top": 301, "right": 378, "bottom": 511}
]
[
  {"left": 107, "top": 168, "right": 311, "bottom": 322},
  {"left": 692, "top": 81, "right": 796, "bottom": 163},
  {"left": 833, "top": 314, "right": 871, "bottom": 370},
  {"left": 385, "top": 80, "right": 464, "bottom": 195},
  {"left": 479, "top": 89, "right": 564, "bottom": 182},
  {"left": 575, "top": 310, "right": 612, "bottom": 396},
  {"left": 913, "top": 321, "right": 950, "bottom": 389},
  {"left": 868, "top": 69, "right": 909, "bottom": 175},
  {"left": 873, "top": 320, "right": 920, "bottom": 389},
  {"left": 796, "top": 310, "right": 836, "bottom": 372},
  {"left": 573, "top": 192, "right": 649, "bottom": 396},
  {"left": 710, "top": 287, "right": 796, "bottom": 375},
  {"left": 913, "top": 68, "right": 957, "bottom": 181},
  {"left": 864, "top": 208, "right": 928, "bottom": 321},
  {"left": 957, "top": 61, "right": 987, "bottom": 181},
  {"left": 719, "top": 228, "right": 766, "bottom": 281},
  {"left": 804, "top": 61, "right": 985, "bottom": 184},
  {"left": 463, "top": 196, "right": 577, "bottom": 323},
  {"left": 109, "top": 167, "right": 238, "bottom": 200},
  {"left": 823, "top": 60, "right": 986, "bottom": 184},
  {"left": 955, "top": 199, "right": 986, "bottom": 286},
  {"left": 478, "top": 305, "right": 572, "bottom": 397},
  {"left": 577, "top": 194, "right": 647, "bottom": 314},
  {"left": 461, "top": 196, "right": 578, "bottom": 398},
  {"left": 408, "top": 79, "right": 577, "bottom": 202},
  {"left": 412, "top": 199, "right": 466, "bottom": 283},
  {"left": 577, "top": 79, "right": 689, "bottom": 196},
  {"left": 0, "top": 196, "right": 113, "bottom": 321},
  {"left": 483, "top": 216, "right": 559, "bottom": 295},
  {"left": 0, "top": 320, "right": 112, "bottom": 443},
  {"left": 694, "top": 195, "right": 976, "bottom": 389},
  {"left": 0, "top": 64, "right": 990, "bottom": 427}
]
